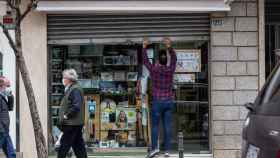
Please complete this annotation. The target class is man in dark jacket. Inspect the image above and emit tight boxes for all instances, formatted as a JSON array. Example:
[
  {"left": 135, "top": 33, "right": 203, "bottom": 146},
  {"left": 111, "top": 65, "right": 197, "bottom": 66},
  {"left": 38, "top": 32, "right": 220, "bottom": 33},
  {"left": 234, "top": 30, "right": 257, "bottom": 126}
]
[
  {"left": 57, "top": 69, "right": 87, "bottom": 158},
  {"left": 0, "top": 76, "right": 16, "bottom": 158}
]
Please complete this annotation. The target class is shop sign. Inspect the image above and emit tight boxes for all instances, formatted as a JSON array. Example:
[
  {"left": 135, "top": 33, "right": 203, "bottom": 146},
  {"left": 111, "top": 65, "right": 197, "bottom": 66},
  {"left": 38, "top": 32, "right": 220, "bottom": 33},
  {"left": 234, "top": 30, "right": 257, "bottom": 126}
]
[{"left": 2, "top": 14, "right": 16, "bottom": 30}]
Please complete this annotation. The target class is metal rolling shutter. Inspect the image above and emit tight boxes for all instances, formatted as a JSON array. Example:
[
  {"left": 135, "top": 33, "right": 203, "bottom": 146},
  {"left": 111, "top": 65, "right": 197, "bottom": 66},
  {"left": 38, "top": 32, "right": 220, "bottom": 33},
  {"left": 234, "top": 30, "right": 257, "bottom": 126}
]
[{"left": 47, "top": 13, "right": 210, "bottom": 44}]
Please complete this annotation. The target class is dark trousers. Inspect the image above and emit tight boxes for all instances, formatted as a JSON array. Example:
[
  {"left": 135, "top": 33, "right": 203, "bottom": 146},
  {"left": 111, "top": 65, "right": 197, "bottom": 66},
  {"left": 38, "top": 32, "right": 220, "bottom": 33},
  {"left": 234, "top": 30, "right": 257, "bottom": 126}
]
[
  {"left": 57, "top": 125, "right": 87, "bottom": 158},
  {"left": 0, "top": 132, "right": 16, "bottom": 158},
  {"left": 151, "top": 99, "right": 174, "bottom": 152}
]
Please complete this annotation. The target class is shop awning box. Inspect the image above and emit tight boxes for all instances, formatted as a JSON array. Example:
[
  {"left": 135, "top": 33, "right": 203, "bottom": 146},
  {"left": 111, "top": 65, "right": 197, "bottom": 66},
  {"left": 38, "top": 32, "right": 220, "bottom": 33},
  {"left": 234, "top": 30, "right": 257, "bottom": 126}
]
[{"left": 36, "top": 0, "right": 232, "bottom": 13}]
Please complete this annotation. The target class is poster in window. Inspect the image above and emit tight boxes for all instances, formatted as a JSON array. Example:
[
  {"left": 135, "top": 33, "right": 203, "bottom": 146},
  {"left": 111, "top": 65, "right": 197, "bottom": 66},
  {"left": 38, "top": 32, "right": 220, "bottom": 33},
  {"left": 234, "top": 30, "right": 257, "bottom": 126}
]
[
  {"left": 175, "top": 49, "right": 201, "bottom": 72},
  {"left": 174, "top": 74, "right": 195, "bottom": 83},
  {"left": 100, "top": 99, "right": 117, "bottom": 128},
  {"left": 115, "top": 108, "right": 136, "bottom": 130}
]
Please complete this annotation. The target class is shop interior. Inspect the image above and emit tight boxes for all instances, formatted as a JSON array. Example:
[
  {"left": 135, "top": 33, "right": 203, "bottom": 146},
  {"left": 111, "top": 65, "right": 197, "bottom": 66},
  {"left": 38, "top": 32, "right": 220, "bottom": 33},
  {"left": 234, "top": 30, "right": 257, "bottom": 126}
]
[{"left": 48, "top": 40, "right": 210, "bottom": 154}]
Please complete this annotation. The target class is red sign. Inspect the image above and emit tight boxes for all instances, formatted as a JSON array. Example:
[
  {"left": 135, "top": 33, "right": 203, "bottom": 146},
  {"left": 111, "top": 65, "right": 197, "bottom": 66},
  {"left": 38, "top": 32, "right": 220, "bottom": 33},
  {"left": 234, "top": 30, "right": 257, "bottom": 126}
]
[{"left": 3, "top": 17, "right": 13, "bottom": 24}]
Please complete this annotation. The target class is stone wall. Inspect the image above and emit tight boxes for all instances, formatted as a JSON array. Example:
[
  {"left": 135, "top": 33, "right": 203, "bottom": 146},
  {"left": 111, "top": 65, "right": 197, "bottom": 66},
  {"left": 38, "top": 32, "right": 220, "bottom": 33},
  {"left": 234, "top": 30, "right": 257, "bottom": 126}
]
[{"left": 210, "top": 0, "right": 260, "bottom": 157}]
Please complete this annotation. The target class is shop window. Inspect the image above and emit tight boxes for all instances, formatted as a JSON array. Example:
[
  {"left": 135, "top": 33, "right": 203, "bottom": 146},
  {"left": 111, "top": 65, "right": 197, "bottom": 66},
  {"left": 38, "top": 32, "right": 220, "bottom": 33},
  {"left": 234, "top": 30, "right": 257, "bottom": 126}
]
[{"left": 48, "top": 41, "right": 210, "bottom": 154}]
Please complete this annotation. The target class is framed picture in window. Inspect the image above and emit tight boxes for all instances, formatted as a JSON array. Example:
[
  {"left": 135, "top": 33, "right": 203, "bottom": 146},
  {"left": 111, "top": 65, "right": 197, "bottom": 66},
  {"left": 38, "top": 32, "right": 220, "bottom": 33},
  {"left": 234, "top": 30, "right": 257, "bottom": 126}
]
[
  {"left": 175, "top": 49, "right": 201, "bottom": 73},
  {"left": 116, "top": 108, "right": 136, "bottom": 130}
]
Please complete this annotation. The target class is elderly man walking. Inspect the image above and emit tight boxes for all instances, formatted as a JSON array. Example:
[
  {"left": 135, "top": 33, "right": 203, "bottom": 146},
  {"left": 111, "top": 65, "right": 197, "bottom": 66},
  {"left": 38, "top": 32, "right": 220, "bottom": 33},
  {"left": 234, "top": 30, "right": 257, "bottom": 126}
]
[
  {"left": 0, "top": 76, "right": 16, "bottom": 158},
  {"left": 57, "top": 69, "right": 87, "bottom": 158}
]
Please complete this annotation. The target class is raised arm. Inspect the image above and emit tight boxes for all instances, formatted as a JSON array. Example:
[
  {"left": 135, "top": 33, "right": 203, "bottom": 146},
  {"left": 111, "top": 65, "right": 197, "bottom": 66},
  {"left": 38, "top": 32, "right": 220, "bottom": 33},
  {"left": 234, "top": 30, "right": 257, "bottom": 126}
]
[
  {"left": 163, "top": 38, "right": 177, "bottom": 72},
  {"left": 169, "top": 48, "right": 177, "bottom": 72},
  {"left": 142, "top": 39, "right": 153, "bottom": 71}
]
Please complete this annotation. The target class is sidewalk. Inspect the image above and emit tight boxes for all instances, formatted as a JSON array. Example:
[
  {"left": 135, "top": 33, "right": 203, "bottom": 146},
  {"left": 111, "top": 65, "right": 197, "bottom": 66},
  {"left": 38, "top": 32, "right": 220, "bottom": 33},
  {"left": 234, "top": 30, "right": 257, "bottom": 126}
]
[{"left": 48, "top": 153, "right": 213, "bottom": 158}]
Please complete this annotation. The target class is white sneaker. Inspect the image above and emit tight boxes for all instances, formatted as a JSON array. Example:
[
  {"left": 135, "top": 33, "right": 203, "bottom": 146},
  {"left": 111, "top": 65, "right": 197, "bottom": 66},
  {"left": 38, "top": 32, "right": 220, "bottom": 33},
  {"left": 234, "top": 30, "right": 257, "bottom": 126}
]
[
  {"left": 148, "top": 149, "right": 160, "bottom": 158},
  {"left": 164, "top": 152, "right": 169, "bottom": 157}
]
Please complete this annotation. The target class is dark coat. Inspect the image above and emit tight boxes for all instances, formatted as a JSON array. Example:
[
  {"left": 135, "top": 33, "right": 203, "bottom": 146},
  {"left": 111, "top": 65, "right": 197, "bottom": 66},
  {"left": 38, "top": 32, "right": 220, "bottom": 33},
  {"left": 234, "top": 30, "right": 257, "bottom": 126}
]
[
  {"left": 0, "top": 93, "right": 14, "bottom": 133},
  {"left": 59, "top": 83, "right": 85, "bottom": 126}
]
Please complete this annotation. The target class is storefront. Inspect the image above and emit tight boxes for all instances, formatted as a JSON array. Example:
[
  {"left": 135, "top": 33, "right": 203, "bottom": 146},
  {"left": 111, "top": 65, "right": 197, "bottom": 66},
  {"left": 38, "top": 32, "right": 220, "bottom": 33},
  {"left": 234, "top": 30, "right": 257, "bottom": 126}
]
[{"left": 45, "top": 9, "right": 214, "bottom": 156}]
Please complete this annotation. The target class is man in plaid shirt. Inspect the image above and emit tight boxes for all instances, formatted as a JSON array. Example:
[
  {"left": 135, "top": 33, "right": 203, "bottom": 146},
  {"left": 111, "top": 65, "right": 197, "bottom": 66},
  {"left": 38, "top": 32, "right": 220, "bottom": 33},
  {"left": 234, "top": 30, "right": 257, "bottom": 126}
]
[{"left": 142, "top": 38, "right": 177, "bottom": 158}]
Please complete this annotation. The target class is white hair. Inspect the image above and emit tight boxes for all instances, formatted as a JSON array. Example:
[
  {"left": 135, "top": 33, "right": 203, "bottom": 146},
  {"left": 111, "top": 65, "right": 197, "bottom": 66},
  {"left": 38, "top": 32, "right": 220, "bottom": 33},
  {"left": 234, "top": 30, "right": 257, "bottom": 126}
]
[{"left": 62, "top": 69, "right": 78, "bottom": 81}]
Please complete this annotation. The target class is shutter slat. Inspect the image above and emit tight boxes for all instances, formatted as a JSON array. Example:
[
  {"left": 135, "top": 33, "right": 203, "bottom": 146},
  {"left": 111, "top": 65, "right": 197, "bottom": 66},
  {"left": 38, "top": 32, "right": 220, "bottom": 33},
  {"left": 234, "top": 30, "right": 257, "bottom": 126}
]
[{"left": 48, "top": 24, "right": 210, "bottom": 30}]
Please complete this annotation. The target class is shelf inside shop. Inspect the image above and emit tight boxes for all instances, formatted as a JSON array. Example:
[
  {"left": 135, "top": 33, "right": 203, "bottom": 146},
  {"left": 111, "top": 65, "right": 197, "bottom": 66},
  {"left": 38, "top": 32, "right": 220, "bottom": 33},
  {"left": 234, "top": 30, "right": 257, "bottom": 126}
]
[
  {"left": 51, "top": 59, "right": 63, "bottom": 62},
  {"left": 67, "top": 55, "right": 103, "bottom": 58},
  {"left": 52, "top": 83, "right": 63, "bottom": 86},
  {"left": 99, "top": 92, "right": 135, "bottom": 96},
  {"left": 51, "top": 69, "right": 63, "bottom": 73},
  {"left": 51, "top": 93, "right": 63, "bottom": 96},
  {"left": 102, "top": 64, "right": 138, "bottom": 66},
  {"left": 100, "top": 80, "right": 137, "bottom": 83},
  {"left": 51, "top": 106, "right": 60, "bottom": 108},
  {"left": 99, "top": 129, "right": 136, "bottom": 131}
]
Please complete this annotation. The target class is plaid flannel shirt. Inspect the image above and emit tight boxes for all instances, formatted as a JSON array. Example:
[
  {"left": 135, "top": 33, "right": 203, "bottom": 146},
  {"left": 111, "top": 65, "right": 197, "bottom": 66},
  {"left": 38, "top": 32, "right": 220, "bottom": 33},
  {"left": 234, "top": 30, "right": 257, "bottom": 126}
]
[{"left": 142, "top": 48, "right": 177, "bottom": 101}]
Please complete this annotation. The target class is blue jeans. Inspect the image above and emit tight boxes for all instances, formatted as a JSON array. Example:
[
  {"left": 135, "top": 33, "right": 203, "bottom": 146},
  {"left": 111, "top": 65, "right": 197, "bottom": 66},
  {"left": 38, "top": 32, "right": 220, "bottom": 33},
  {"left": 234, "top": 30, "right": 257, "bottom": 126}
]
[
  {"left": 151, "top": 99, "right": 174, "bottom": 152},
  {"left": 0, "top": 132, "right": 16, "bottom": 158}
]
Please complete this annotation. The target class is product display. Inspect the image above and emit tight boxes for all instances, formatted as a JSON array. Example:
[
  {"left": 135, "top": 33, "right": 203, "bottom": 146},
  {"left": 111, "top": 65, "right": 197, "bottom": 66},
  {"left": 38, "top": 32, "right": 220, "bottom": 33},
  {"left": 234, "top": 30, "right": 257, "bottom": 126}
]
[
  {"left": 117, "top": 131, "right": 129, "bottom": 146},
  {"left": 103, "top": 56, "right": 131, "bottom": 65},
  {"left": 127, "top": 72, "right": 138, "bottom": 81},
  {"left": 78, "top": 79, "right": 92, "bottom": 89},
  {"left": 128, "top": 49, "right": 138, "bottom": 65},
  {"left": 174, "top": 74, "right": 196, "bottom": 83},
  {"left": 50, "top": 45, "right": 150, "bottom": 149},
  {"left": 92, "top": 80, "right": 100, "bottom": 89},
  {"left": 114, "top": 72, "right": 126, "bottom": 81},
  {"left": 87, "top": 99, "right": 96, "bottom": 118},
  {"left": 116, "top": 108, "right": 136, "bottom": 130},
  {"left": 101, "top": 99, "right": 117, "bottom": 112},
  {"left": 118, "top": 101, "right": 129, "bottom": 107},
  {"left": 101, "top": 72, "right": 114, "bottom": 81}
]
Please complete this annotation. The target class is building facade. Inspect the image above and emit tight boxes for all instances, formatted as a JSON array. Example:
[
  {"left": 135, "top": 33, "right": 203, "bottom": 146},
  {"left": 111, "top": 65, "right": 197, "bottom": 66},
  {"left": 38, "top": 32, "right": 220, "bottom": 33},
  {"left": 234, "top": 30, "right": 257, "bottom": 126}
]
[{"left": 0, "top": 0, "right": 265, "bottom": 157}]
